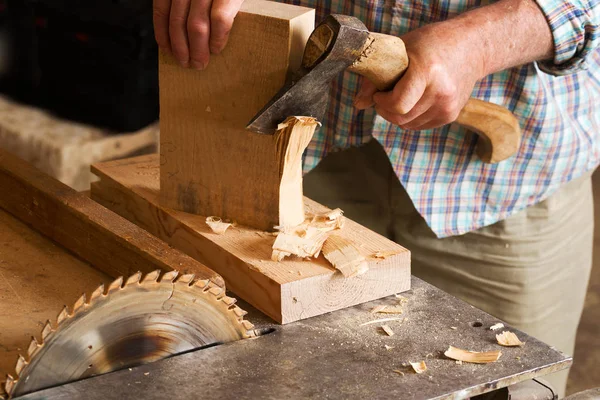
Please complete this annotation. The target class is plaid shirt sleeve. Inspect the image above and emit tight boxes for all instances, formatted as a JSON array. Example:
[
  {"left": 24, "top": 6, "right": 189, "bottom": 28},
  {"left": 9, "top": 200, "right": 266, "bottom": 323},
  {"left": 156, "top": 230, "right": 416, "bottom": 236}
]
[{"left": 535, "top": 0, "right": 600, "bottom": 75}]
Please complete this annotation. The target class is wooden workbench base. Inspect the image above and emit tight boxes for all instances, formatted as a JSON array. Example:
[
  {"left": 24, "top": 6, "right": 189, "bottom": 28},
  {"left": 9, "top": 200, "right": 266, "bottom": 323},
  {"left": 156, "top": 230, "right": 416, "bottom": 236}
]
[{"left": 91, "top": 155, "right": 411, "bottom": 324}]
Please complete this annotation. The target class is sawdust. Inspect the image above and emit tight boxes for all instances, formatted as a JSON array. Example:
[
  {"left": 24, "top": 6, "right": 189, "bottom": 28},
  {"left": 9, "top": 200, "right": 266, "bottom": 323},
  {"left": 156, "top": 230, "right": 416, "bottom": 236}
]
[{"left": 490, "top": 323, "right": 505, "bottom": 331}]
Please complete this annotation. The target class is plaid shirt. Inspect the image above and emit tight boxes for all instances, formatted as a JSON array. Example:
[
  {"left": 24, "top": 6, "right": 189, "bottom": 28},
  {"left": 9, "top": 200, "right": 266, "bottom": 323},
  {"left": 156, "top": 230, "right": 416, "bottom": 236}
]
[{"left": 282, "top": 0, "right": 600, "bottom": 238}]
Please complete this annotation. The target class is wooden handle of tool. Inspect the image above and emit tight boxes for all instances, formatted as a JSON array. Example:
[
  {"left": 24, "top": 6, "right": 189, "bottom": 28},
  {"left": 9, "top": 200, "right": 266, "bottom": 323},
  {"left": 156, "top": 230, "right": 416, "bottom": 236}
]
[{"left": 348, "top": 32, "right": 521, "bottom": 163}]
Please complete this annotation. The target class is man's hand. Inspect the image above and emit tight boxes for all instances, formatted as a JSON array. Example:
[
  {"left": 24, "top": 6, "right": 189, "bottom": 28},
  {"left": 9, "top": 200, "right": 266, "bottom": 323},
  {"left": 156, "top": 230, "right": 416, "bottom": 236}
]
[
  {"left": 353, "top": 0, "right": 553, "bottom": 130},
  {"left": 153, "top": 0, "right": 245, "bottom": 70},
  {"left": 354, "top": 23, "right": 484, "bottom": 131}
]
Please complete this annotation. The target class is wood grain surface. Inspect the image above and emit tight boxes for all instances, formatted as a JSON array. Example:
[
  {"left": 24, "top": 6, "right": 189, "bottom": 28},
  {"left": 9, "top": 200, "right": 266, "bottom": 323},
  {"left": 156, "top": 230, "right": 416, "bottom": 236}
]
[
  {"left": 91, "top": 155, "right": 411, "bottom": 324},
  {"left": 158, "top": 0, "right": 315, "bottom": 230}
]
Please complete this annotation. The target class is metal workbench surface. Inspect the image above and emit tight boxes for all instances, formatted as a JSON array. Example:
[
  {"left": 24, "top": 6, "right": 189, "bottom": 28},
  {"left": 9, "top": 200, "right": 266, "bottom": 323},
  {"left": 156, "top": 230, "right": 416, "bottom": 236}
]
[{"left": 20, "top": 277, "right": 569, "bottom": 400}]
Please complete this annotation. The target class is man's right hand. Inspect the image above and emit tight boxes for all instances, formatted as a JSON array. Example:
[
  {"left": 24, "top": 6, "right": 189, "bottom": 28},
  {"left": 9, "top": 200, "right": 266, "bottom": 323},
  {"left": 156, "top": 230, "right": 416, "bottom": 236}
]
[{"left": 153, "top": 0, "right": 245, "bottom": 70}]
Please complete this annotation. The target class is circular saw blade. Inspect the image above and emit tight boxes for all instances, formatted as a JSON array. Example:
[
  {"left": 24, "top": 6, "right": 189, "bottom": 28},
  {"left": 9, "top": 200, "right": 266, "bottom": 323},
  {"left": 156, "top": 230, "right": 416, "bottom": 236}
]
[{"left": 2, "top": 270, "right": 255, "bottom": 398}]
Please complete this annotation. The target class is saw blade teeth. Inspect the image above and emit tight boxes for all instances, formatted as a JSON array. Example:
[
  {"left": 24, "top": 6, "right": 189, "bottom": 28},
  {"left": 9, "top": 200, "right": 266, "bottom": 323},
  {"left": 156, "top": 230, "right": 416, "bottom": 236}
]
[
  {"left": 15, "top": 355, "right": 27, "bottom": 377},
  {"left": 176, "top": 274, "right": 195, "bottom": 285},
  {"left": 194, "top": 279, "right": 210, "bottom": 289},
  {"left": 107, "top": 276, "right": 124, "bottom": 293},
  {"left": 161, "top": 270, "right": 179, "bottom": 283},
  {"left": 90, "top": 284, "right": 105, "bottom": 302},
  {"left": 142, "top": 269, "right": 161, "bottom": 284},
  {"left": 232, "top": 306, "right": 248, "bottom": 318},
  {"left": 208, "top": 286, "right": 224, "bottom": 298},
  {"left": 222, "top": 296, "right": 237, "bottom": 307},
  {"left": 125, "top": 271, "right": 142, "bottom": 286},
  {"left": 57, "top": 306, "right": 70, "bottom": 325},
  {"left": 241, "top": 320, "right": 255, "bottom": 331},
  {"left": 41, "top": 320, "right": 54, "bottom": 340},
  {"left": 72, "top": 294, "right": 86, "bottom": 314},
  {"left": 27, "top": 337, "right": 40, "bottom": 358},
  {"left": 4, "top": 375, "right": 14, "bottom": 395}
]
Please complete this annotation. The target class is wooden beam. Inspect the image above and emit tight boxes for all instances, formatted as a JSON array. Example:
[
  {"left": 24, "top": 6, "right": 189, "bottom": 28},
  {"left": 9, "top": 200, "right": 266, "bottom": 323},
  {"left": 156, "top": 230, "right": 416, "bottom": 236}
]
[
  {"left": 158, "top": 0, "right": 315, "bottom": 231},
  {"left": 91, "top": 155, "right": 411, "bottom": 324},
  {"left": 0, "top": 148, "right": 224, "bottom": 287}
]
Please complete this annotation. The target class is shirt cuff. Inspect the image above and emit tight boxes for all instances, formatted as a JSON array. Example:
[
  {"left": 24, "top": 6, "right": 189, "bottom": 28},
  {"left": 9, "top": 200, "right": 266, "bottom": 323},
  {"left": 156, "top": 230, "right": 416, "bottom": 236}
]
[{"left": 534, "top": 0, "right": 599, "bottom": 76}]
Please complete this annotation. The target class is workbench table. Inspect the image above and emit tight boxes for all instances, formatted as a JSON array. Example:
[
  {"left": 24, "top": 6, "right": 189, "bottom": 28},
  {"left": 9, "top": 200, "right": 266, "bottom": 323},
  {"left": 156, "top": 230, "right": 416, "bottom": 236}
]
[{"left": 20, "top": 277, "right": 569, "bottom": 400}]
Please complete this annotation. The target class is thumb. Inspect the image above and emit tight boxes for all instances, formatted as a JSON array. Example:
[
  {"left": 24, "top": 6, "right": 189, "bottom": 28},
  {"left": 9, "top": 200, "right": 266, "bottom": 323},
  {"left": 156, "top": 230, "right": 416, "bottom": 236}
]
[{"left": 353, "top": 78, "right": 378, "bottom": 110}]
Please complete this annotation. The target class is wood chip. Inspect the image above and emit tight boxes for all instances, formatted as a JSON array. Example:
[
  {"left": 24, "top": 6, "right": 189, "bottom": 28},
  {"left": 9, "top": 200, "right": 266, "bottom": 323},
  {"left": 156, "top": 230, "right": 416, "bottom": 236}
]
[
  {"left": 373, "top": 250, "right": 401, "bottom": 259},
  {"left": 384, "top": 345, "right": 394, "bottom": 350},
  {"left": 410, "top": 361, "right": 427, "bottom": 374},
  {"left": 205, "top": 216, "right": 232, "bottom": 234},
  {"left": 392, "top": 369, "right": 405, "bottom": 376},
  {"left": 455, "top": 360, "right": 463, "bottom": 365},
  {"left": 450, "top": 327, "right": 457, "bottom": 330},
  {"left": 322, "top": 234, "right": 369, "bottom": 278},
  {"left": 496, "top": 331, "right": 525, "bottom": 347},
  {"left": 376, "top": 305, "right": 403, "bottom": 314},
  {"left": 381, "top": 325, "right": 394, "bottom": 336},
  {"left": 444, "top": 346, "right": 502, "bottom": 364},
  {"left": 490, "top": 323, "right": 505, "bottom": 331},
  {"left": 360, "top": 317, "right": 404, "bottom": 326},
  {"left": 370, "top": 305, "right": 388, "bottom": 314},
  {"left": 395, "top": 294, "right": 408, "bottom": 303}
]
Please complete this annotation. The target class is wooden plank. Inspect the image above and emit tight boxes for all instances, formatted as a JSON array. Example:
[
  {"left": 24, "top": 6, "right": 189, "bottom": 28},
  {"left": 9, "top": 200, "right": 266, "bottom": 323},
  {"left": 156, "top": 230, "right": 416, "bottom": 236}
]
[
  {"left": 0, "top": 95, "right": 158, "bottom": 191},
  {"left": 0, "top": 208, "right": 113, "bottom": 378},
  {"left": 91, "top": 155, "right": 411, "bottom": 324},
  {"left": 159, "top": 0, "right": 315, "bottom": 231},
  {"left": 0, "top": 148, "right": 224, "bottom": 287}
]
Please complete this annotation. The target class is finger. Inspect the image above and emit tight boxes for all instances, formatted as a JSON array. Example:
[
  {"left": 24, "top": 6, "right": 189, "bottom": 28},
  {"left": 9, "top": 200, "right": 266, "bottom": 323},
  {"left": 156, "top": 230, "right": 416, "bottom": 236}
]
[
  {"left": 210, "top": 0, "right": 244, "bottom": 54},
  {"left": 153, "top": 0, "right": 172, "bottom": 52},
  {"left": 375, "top": 107, "right": 412, "bottom": 128},
  {"left": 169, "top": 0, "right": 192, "bottom": 67},
  {"left": 400, "top": 112, "right": 435, "bottom": 130},
  {"left": 373, "top": 67, "right": 426, "bottom": 115},
  {"left": 375, "top": 90, "right": 435, "bottom": 126},
  {"left": 187, "top": 0, "right": 211, "bottom": 69},
  {"left": 353, "top": 78, "right": 378, "bottom": 110}
]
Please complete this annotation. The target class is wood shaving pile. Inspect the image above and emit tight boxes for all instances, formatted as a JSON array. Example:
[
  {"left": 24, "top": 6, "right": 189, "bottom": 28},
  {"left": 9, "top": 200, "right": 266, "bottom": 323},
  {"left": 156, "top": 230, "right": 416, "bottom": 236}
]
[
  {"left": 410, "top": 361, "right": 427, "bottom": 374},
  {"left": 444, "top": 346, "right": 502, "bottom": 364},
  {"left": 271, "top": 208, "right": 369, "bottom": 278},
  {"left": 496, "top": 331, "right": 525, "bottom": 347},
  {"left": 205, "top": 216, "right": 232, "bottom": 234}
]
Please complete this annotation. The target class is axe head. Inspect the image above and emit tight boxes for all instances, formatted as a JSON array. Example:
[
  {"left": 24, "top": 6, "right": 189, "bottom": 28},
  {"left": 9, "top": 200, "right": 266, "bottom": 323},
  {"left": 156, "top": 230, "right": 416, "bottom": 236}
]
[{"left": 246, "top": 15, "right": 369, "bottom": 134}]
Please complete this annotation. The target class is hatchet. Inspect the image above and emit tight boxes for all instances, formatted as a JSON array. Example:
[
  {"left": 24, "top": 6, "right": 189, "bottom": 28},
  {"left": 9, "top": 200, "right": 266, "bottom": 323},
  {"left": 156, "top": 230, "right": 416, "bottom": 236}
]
[{"left": 247, "top": 14, "right": 521, "bottom": 163}]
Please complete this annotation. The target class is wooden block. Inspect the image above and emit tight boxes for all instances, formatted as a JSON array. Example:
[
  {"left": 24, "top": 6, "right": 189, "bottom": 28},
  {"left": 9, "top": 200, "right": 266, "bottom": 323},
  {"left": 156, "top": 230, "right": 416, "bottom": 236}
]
[
  {"left": 91, "top": 155, "right": 411, "bottom": 324},
  {"left": 0, "top": 95, "right": 158, "bottom": 191},
  {"left": 0, "top": 148, "right": 224, "bottom": 287},
  {"left": 159, "top": 0, "right": 315, "bottom": 231}
]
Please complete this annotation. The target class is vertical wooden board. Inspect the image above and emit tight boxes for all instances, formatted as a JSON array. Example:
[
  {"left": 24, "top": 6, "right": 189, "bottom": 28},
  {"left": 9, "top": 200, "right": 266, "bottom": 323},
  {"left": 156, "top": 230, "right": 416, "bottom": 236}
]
[{"left": 159, "top": 1, "right": 315, "bottom": 231}]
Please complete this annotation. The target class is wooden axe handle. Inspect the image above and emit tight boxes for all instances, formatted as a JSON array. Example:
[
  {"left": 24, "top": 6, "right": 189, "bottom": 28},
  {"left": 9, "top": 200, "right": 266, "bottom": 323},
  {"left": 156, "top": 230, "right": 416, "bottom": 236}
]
[{"left": 347, "top": 32, "right": 521, "bottom": 163}]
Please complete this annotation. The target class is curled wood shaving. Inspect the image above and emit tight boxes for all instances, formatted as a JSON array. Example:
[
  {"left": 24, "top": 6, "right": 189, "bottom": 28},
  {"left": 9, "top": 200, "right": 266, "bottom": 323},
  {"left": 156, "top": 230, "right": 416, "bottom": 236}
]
[
  {"left": 444, "top": 346, "right": 502, "bottom": 364},
  {"left": 271, "top": 208, "right": 345, "bottom": 262},
  {"left": 496, "top": 331, "right": 525, "bottom": 347},
  {"left": 392, "top": 369, "right": 405, "bottom": 376},
  {"left": 370, "top": 305, "right": 387, "bottom": 314},
  {"left": 205, "top": 216, "right": 232, "bottom": 234},
  {"left": 373, "top": 250, "right": 401, "bottom": 259},
  {"left": 381, "top": 325, "right": 394, "bottom": 336},
  {"left": 490, "top": 323, "right": 505, "bottom": 331},
  {"left": 410, "top": 361, "right": 427, "bottom": 374},
  {"left": 322, "top": 234, "right": 368, "bottom": 277}
]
